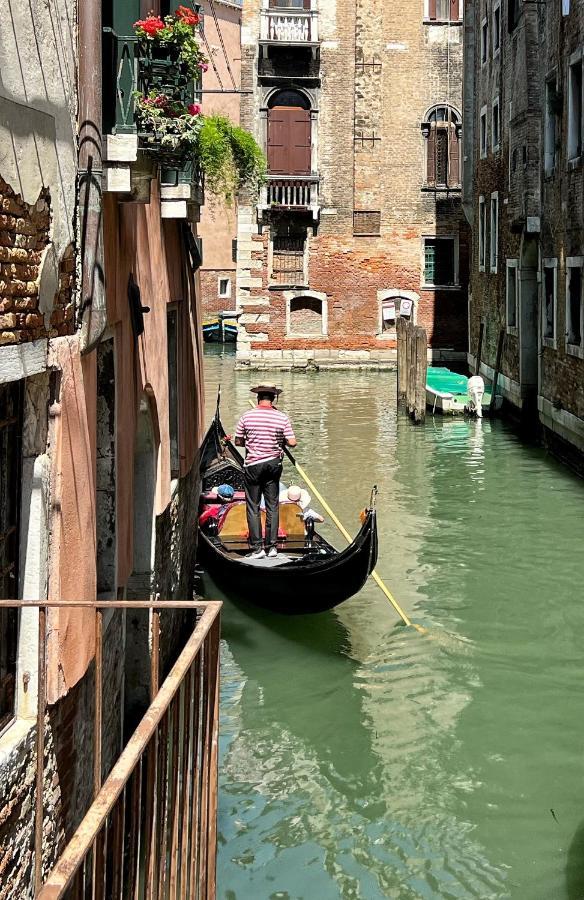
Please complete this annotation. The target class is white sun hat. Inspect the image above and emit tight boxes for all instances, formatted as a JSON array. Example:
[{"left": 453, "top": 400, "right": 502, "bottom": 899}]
[{"left": 279, "top": 484, "right": 311, "bottom": 509}]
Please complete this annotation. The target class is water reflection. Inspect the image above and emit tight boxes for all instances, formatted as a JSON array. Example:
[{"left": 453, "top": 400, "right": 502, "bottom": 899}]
[{"left": 204, "top": 348, "right": 584, "bottom": 900}]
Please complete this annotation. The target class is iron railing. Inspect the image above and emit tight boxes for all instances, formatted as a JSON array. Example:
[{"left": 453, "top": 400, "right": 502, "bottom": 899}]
[
  {"left": 0, "top": 599, "right": 221, "bottom": 899},
  {"left": 260, "top": 8, "right": 319, "bottom": 43}
]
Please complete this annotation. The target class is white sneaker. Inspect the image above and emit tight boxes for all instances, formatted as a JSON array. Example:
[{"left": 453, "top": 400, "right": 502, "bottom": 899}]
[
  {"left": 267, "top": 547, "right": 278, "bottom": 558},
  {"left": 246, "top": 548, "right": 266, "bottom": 559}
]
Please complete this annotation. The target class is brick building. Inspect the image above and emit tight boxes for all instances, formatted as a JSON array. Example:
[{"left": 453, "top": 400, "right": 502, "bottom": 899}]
[
  {"left": 463, "top": 0, "right": 584, "bottom": 459},
  {"left": 235, "top": 0, "right": 469, "bottom": 369},
  {"left": 199, "top": 0, "right": 243, "bottom": 319},
  {"left": 0, "top": 0, "right": 206, "bottom": 893}
]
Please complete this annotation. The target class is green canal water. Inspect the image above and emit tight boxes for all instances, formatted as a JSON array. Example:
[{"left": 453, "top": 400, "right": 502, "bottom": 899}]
[{"left": 202, "top": 347, "right": 584, "bottom": 900}]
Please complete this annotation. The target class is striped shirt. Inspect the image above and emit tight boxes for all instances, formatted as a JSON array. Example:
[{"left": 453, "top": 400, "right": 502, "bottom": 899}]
[{"left": 235, "top": 406, "right": 296, "bottom": 467}]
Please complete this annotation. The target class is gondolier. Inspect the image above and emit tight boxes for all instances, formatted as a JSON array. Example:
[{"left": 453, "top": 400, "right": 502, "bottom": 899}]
[{"left": 234, "top": 383, "right": 297, "bottom": 559}]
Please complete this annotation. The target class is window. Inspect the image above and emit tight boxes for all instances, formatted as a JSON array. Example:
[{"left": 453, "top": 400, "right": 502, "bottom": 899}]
[
  {"left": 423, "top": 237, "right": 457, "bottom": 287},
  {"left": 218, "top": 277, "right": 231, "bottom": 299},
  {"left": 566, "top": 258, "right": 583, "bottom": 349},
  {"left": 490, "top": 193, "right": 499, "bottom": 274},
  {"left": 542, "top": 259, "right": 557, "bottom": 345},
  {"left": 545, "top": 77, "right": 559, "bottom": 174},
  {"left": 167, "top": 308, "right": 179, "bottom": 478},
  {"left": 481, "top": 17, "right": 488, "bottom": 65},
  {"left": 286, "top": 293, "right": 327, "bottom": 336},
  {"left": 425, "top": 0, "right": 462, "bottom": 22},
  {"left": 353, "top": 210, "right": 381, "bottom": 236},
  {"left": 423, "top": 106, "right": 461, "bottom": 188},
  {"left": 378, "top": 293, "right": 417, "bottom": 334},
  {"left": 508, "top": 0, "right": 521, "bottom": 32},
  {"left": 267, "top": 90, "right": 311, "bottom": 176},
  {"left": 478, "top": 196, "right": 486, "bottom": 272},
  {"left": 271, "top": 233, "right": 306, "bottom": 285},
  {"left": 0, "top": 381, "right": 23, "bottom": 733},
  {"left": 506, "top": 260, "right": 518, "bottom": 329},
  {"left": 480, "top": 106, "right": 488, "bottom": 158},
  {"left": 492, "top": 97, "right": 500, "bottom": 152},
  {"left": 568, "top": 55, "right": 582, "bottom": 161},
  {"left": 493, "top": 3, "right": 501, "bottom": 55}
]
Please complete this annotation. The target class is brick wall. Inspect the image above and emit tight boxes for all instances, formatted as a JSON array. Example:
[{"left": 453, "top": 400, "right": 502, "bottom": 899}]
[
  {"left": 200, "top": 269, "right": 236, "bottom": 318},
  {"left": 236, "top": 0, "right": 469, "bottom": 368},
  {"left": 0, "top": 178, "right": 75, "bottom": 346}
]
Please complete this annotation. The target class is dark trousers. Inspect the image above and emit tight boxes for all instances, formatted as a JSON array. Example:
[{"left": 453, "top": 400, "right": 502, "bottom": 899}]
[{"left": 244, "top": 458, "right": 282, "bottom": 550}]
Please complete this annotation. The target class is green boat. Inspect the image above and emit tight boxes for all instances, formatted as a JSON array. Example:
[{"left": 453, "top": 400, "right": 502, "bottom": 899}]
[{"left": 426, "top": 367, "right": 494, "bottom": 416}]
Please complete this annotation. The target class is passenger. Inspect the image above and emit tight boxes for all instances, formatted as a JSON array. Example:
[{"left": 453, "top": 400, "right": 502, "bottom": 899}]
[{"left": 234, "top": 383, "right": 297, "bottom": 560}]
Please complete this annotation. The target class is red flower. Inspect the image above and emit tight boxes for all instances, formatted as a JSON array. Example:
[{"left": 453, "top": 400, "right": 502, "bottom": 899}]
[
  {"left": 187, "top": 103, "right": 202, "bottom": 116},
  {"left": 134, "top": 15, "right": 165, "bottom": 36},
  {"left": 176, "top": 5, "right": 200, "bottom": 25}
]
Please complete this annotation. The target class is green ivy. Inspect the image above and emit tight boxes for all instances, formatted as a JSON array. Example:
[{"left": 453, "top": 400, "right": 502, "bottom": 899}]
[{"left": 197, "top": 116, "right": 266, "bottom": 202}]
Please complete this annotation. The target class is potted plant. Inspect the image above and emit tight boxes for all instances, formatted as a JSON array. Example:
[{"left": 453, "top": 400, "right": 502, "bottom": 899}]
[{"left": 134, "top": 7, "right": 208, "bottom": 82}]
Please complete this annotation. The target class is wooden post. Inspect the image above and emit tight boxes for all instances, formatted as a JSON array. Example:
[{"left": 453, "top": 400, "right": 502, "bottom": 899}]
[
  {"left": 489, "top": 328, "right": 505, "bottom": 415},
  {"left": 413, "top": 326, "right": 427, "bottom": 424},
  {"left": 397, "top": 316, "right": 407, "bottom": 405},
  {"left": 408, "top": 323, "right": 416, "bottom": 415},
  {"left": 475, "top": 321, "right": 484, "bottom": 375}
]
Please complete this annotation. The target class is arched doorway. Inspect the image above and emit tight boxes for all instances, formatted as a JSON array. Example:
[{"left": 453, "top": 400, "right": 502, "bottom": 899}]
[{"left": 267, "top": 90, "right": 312, "bottom": 176}]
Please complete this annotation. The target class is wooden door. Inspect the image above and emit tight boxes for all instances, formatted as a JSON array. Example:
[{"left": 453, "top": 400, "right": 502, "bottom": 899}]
[{"left": 267, "top": 107, "right": 311, "bottom": 175}]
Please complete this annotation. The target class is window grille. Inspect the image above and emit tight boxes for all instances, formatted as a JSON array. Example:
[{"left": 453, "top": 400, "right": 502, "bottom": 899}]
[
  {"left": 272, "top": 235, "right": 306, "bottom": 285},
  {"left": 353, "top": 211, "right": 381, "bottom": 236},
  {"left": 0, "top": 380, "right": 23, "bottom": 732}
]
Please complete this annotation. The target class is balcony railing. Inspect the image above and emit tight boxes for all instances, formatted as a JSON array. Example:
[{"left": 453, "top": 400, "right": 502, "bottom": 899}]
[
  {"left": 260, "top": 175, "right": 321, "bottom": 220},
  {"left": 260, "top": 8, "right": 319, "bottom": 43},
  {"left": 0, "top": 598, "right": 221, "bottom": 898}
]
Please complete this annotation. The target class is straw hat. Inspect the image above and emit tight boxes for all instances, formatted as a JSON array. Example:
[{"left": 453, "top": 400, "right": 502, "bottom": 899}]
[
  {"left": 279, "top": 485, "right": 311, "bottom": 509},
  {"left": 250, "top": 382, "right": 282, "bottom": 396}
]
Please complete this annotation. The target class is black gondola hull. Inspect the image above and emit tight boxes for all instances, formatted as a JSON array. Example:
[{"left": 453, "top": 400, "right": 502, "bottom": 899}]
[{"left": 197, "top": 414, "right": 378, "bottom": 614}]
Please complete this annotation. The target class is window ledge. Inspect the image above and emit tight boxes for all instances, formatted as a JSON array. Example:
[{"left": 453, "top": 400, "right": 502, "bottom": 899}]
[
  {"left": 568, "top": 156, "right": 582, "bottom": 170},
  {"left": 542, "top": 337, "right": 557, "bottom": 350},
  {"left": 423, "top": 19, "right": 463, "bottom": 25},
  {"left": 269, "top": 283, "right": 308, "bottom": 291},
  {"left": 421, "top": 284, "right": 461, "bottom": 291},
  {"left": 421, "top": 185, "right": 461, "bottom": 193},
  {"left": 507, "top": 325, "right": 518, "bottom": 337},
  {"left": 376, "top": 331, "right": 398, "bottom": 340},
  {"left": 566, "top": 342, "right": 584, "bottom": 359}
]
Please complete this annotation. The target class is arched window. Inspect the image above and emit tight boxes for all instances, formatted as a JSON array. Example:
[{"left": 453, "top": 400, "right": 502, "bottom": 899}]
[
  {"left": 422, "top": 106, "right": 461, "bottom": 188},
  {"left": 378, "top": 290, "right": 419, "bottom": 334},
  {"left": 267, "top": 90, "right": 312, "bottom": 176},
  {"left": 285, "top": 290, "right": 328, "bottom": 336}
]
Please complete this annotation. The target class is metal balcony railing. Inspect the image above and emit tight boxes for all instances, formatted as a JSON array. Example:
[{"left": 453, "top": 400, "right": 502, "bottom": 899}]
[
  {"left": 260, "top": 8, "right": 319, "bottom": 43},
  {"left": 0, "top": 598, "right": 221, "bottom": 899},
  {"left": 261, "top": 175, "right": 320, "bottom": 219}
]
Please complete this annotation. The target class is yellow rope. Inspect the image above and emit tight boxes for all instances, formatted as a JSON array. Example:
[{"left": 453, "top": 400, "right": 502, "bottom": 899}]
[{"left": 244, "top": 401, "right": 426, "bottom": 633}]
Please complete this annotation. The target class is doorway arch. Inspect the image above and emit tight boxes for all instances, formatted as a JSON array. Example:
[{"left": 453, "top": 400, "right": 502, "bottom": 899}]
[{"left": 267, "top": 89, "right": 312, "bottom": 176}]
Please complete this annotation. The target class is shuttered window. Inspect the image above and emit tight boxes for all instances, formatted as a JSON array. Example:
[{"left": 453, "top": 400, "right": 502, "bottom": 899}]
[
  {"left": 424, "top": 107, "right": 461, "bottom": 188},
  {"left": 0, "top": 380, "right": 23, "bottom": 733},
  {"left": 353, "top": 211, "right": 381, "bottom": 236},
  {"left": 272, "top": 235, "right": 306, "bottom": 285},
  {"left": 267, "top": 91, "right": 312, "bottom": 176},
  {"left": 427, "top": 0, "right": 461, "bottom": 22}
]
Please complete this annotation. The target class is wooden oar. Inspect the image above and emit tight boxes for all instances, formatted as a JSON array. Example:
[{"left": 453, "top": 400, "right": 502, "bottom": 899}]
[{"left": 282, "top": 445, "right": 427, "bottom": 635}]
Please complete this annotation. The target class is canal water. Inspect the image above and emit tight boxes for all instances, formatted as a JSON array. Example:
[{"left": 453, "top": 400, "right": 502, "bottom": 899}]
[{"left": 202, "top": 346, "right": 584, "bottom": 900}]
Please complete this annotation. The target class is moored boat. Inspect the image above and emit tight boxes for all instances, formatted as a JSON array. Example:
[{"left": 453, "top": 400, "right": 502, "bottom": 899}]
[
  {"left": 202, "top": 317, "right": 221, "bottom": 342},
  {"left": 426, "top": 367, "right": 496, "bottom": 415},
  {"left": 197, "top": 411, "right": 378, "bottom": 614}
]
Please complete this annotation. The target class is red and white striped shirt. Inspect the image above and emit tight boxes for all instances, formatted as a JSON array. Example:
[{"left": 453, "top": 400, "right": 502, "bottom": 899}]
[{"left": 235, "top": 406, "right": 296, "bottom": 467}]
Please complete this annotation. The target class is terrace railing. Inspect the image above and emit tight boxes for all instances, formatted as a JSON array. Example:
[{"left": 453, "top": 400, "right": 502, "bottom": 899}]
[
  {"left": 260, "top": 7, "right": 319, "bottom": 44},
  {"left": 260, "top": 175, "right": 321, "bottom": 221},
  {"left": 0, "top": 598, "right": 221, "bottom": 899}
]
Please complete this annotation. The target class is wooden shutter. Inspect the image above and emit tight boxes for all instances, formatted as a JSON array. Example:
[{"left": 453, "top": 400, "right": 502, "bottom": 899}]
[
  {"left": 450, "top": 0, "right": 460, "bottom": 21},
  {"left": 268, "top": 106, "right": 311, "bottom": 175},
  {"left": 426, "top": 127, "right": 436, "bottom": 185},
  {"left": 448, "top": 127, "right": 460, "bottom": 187},
  {"left": 428, "top": 0, "right": 437, "bottom": 20}
]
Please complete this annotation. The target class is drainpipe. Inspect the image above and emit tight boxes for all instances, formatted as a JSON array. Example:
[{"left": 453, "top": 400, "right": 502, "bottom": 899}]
[{"left": 78, "top": 0, "right": 107, "bottom": 354}]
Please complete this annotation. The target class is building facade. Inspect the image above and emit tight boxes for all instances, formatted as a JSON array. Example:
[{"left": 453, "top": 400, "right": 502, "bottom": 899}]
[
  {"left": 464, "top": 0, "right": 584, "bottom": 460},
  {"left": 0, "top": 0, "right": 205, "bottom": 892},
  {"left": 235, "top": 0, "right": 469, "bottom": 369},
  {"left": 199, "top": 0, "right": 243, "bottom": 320}
]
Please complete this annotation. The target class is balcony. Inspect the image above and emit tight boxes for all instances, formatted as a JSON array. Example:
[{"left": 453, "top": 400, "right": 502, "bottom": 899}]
[
  {"left": 259, "top": 175, "right": 320, "bottom": 222},
  {"left": 102, "top": 25, "right": 204, "bottom": 217},
  {"left": 260, "top": 7, "right": 319, "bottom": 44}
]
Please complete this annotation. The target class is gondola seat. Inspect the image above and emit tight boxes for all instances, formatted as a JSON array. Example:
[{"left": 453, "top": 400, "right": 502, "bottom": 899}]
[{"left": 219, "top": 501, "right": 305, "bottom": 540}]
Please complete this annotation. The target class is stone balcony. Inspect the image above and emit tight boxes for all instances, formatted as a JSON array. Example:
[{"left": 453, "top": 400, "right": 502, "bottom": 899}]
[
  {"left": 259, "top": 7, "right": 319, "bottom": 45},
  {"left": 258, "top": 175, "right": 320, "bottom": 223}
]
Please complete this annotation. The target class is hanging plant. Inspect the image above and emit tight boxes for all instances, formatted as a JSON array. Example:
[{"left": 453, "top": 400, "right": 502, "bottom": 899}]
[
  {"left": 134, "top": 7, "right": 208, "bottom": 80},
  {"left": 197, "top": 116, "right": 266, "bottom": 201},
  {"left": 135, "top": 92, "right": 204, "bottom": 158}
]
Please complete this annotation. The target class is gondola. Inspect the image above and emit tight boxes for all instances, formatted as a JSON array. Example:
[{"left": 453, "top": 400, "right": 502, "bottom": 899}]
[{"left": 197, "top": 410, "right": 378, "bottom": 614}]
